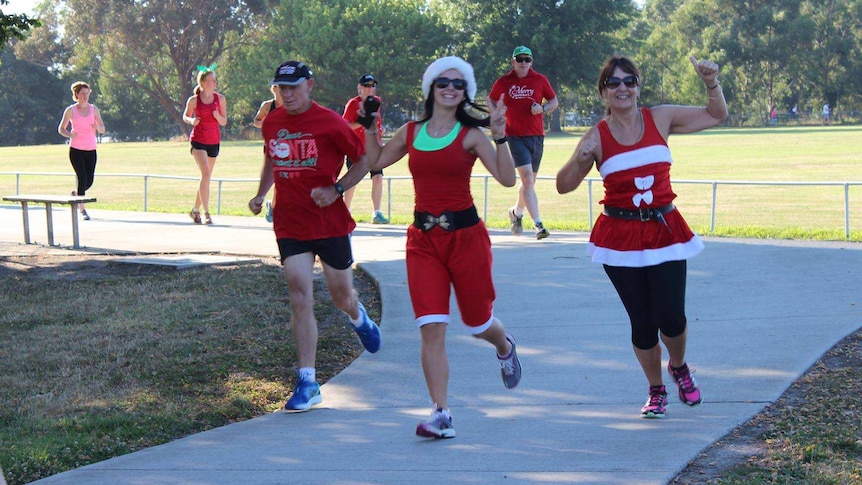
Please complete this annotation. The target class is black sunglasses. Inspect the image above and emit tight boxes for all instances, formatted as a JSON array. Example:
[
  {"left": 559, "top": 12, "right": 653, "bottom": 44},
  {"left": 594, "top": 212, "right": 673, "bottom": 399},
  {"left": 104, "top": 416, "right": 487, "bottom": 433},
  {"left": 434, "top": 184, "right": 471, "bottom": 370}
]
[
  {"left": 433, "top": 77, "right": 467, "bottom": 90},
  {"left": 604, "top": 75, "right": 639, "bottom": 89},
  {"left": 515, "top": 56, "right": 533, "bottom": 63},
  {"left": 361, "top": 82, "right": 377, "bottom": 87}
]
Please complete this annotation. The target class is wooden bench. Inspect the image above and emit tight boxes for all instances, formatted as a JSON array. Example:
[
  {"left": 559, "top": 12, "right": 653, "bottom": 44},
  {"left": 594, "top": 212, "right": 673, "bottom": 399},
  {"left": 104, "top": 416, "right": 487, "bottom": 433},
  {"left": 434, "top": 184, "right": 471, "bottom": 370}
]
[{"left": 3, "top": 194, "right": 97, "bottom": 249}]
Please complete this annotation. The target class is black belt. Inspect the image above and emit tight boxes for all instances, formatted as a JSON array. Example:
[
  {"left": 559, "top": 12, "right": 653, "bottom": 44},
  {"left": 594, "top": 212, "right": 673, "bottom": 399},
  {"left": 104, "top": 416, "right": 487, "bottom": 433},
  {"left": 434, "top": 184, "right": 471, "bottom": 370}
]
[
  {"left": 413, "top": 206, "right": 480, "bottom": 232},
  {"left": 603, "top": 204, "right": 674, "bottom": 221},
  {"left": 603, "top": 204, "right": 675, "bottom": 232}
]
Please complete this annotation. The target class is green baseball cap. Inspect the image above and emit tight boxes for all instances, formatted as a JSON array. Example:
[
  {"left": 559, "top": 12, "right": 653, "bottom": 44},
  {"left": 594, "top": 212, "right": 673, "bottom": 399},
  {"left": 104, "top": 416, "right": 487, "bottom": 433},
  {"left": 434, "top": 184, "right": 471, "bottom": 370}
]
[{"left": 512, "top": 46, "right": 532, "bottom": 58}]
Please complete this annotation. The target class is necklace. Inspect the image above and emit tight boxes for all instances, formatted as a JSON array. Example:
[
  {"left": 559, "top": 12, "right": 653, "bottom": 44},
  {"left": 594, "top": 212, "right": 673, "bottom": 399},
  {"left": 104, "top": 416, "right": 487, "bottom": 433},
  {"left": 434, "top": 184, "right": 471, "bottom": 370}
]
[{"left": 428, "top": 120, "right": 455, "bottom": 137}]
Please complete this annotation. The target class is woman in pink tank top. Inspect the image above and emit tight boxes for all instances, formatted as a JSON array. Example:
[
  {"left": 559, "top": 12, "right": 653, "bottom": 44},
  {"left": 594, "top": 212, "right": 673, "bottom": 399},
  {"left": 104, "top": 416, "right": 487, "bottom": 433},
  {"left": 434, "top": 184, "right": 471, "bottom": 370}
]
[
  {"left": 58, "top": 81, "right": 106, "bottom": 220},
  {"left": 183, "top": 67, "right": 227, "bottom": 224}
]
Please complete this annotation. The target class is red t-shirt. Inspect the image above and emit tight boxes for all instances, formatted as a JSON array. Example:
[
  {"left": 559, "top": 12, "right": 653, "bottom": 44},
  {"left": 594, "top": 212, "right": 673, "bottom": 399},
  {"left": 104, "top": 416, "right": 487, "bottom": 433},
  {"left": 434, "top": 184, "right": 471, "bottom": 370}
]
[
  {"left": 262, "top": 102, "right": 363, "bottom": 240},
  {"left": 489, "top": 69, "right": 556, "bottom": 136},
  {"left": 342, "top": 95, "right": 383, "bottom": 147},
  {"left": 190, "top": 92, "right": 222, "bottom": 145}
]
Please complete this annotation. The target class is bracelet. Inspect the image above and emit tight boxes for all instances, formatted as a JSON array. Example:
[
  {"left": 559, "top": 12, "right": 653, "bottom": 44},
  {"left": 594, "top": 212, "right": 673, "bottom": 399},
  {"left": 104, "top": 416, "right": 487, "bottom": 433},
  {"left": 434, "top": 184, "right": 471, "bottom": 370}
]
[
  {"left": 707, "top": 82, "right": 720, "bottom": 90},
  {"left": 541, "top": 105, "right": 547, "bottom": 112},
  {"left": 495, "top": 137, "right": 508, "bottom": 145}
]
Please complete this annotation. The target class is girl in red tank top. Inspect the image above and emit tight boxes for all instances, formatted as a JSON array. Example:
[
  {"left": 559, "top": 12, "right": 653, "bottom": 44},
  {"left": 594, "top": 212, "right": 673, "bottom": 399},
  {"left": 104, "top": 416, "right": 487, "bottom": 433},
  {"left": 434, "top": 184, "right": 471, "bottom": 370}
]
[
  {"left": 363, "top": 56, "right": 522, "bottom": 439},
  {"left": 183, "top": 67, "right": 227, "bottom": 224}
]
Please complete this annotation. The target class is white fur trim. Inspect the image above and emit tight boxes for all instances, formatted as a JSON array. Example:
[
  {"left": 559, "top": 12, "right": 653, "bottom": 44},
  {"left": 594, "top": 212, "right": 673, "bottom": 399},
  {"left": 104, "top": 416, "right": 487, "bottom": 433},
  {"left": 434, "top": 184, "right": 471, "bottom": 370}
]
[{"left": 421, "top": 56, "right": 477, "bottom": 101}]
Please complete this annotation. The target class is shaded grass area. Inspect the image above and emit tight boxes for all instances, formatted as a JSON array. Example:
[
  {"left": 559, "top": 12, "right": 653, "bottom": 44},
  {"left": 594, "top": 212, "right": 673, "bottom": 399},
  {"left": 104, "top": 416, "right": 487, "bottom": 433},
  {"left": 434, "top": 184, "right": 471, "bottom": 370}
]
[
  {"left": 673, "top": 328, "right": 862, "bottom": 484},
  {"left": 0, "top": 255, "right": 380, "bottom": 485}
]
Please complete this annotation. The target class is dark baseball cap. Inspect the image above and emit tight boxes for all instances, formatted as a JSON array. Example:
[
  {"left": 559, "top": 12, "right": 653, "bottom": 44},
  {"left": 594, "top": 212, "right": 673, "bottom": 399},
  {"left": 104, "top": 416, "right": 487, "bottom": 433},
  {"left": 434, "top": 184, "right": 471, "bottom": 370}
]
[
  {"left": 358, "top": 74, "right": 376, "bottom": 85},
  {"left": 272, "top": 61, "right": 313, "bottom": 86}
]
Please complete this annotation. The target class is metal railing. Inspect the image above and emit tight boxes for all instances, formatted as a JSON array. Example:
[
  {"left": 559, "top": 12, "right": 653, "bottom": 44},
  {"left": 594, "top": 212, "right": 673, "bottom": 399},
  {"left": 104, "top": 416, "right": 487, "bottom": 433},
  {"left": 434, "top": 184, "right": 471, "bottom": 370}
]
[
  {"left": 2, "top": 171, "right": 257, "bottom": 215},
  {"left": 3, "top": 171, "right": 861, "bottom": 239}
]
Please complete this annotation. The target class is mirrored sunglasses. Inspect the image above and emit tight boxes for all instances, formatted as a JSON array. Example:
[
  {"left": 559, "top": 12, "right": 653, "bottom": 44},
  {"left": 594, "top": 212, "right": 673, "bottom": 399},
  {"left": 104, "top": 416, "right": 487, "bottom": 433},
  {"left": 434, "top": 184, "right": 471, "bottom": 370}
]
[
  {"left": 515, "top": 56, "right": 533, "bottom": 63},
  {"left": 433, "top": 77, "right": 467, "bottom": 90},
  {"left": 604, "top": 75, "right": 639, "bottom": 89}
]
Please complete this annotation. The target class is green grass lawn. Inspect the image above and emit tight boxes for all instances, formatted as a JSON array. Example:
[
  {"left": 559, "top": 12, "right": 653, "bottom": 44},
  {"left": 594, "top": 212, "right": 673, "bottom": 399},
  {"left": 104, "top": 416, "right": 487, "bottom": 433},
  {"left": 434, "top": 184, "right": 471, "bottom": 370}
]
[{"left": 2, "top": 126, "right": 861, "bottom": 240}]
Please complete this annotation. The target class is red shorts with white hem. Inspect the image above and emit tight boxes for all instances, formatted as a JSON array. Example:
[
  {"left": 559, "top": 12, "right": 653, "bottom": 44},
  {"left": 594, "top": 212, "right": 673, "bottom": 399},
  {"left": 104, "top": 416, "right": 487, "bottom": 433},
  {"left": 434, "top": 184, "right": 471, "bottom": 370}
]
[{"left": 406, "top": 221, "right": 495, "bottom": 329}]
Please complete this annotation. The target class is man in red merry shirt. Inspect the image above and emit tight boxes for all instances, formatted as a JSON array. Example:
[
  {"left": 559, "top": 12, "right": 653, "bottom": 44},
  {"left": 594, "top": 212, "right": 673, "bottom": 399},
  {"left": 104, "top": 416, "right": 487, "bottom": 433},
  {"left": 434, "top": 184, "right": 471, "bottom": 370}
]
[
  {"left": 489, "top": 46, "right": 558, "bottom": 240},
  {"left": 248, "top": 60, "right": 382, "bottom": 413}
]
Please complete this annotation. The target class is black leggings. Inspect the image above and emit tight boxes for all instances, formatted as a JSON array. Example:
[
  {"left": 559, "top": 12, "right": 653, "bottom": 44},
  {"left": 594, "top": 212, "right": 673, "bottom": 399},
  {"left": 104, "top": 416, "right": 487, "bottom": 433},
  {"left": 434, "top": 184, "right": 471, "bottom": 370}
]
[
  {"left": 69, "top": 147, "right": 97, "bottom": 196},
  {"left": 604, "top": 260, "right": 688, "bottom": 350}
]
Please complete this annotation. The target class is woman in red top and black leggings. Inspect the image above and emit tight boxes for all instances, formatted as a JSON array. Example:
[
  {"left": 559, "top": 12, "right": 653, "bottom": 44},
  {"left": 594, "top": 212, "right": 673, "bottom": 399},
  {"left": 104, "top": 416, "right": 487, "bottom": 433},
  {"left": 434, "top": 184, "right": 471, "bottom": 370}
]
[
  {"left": 557, "top": 55, "right": 728, "bottom": 419},
  {"left": 183, "top": 66, "right": 227, "bottom": 224}
]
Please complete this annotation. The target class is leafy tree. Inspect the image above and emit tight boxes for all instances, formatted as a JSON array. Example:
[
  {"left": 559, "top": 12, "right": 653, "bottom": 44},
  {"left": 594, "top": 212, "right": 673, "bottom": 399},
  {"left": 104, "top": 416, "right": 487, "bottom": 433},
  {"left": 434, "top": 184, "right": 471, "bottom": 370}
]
[
  {"left": 0, "top": 0, "right": 41, "bottom": 48},
  {"left": 438, "top": 0, "right": 636, "bottom": 131},
  {"left": 802, "top": 0, "right": 862, "bottom": 117},
  {"left": 62, "top": 0, "right": 268, "bottom": 137},
  {"left": 0, "top": 47, "right": 66, "bottom": 146},
  {"left": 11, "top": 1, "right": 69, "bottom": 72},
  {"left": 229, "top": 0, "right": 452, "bottom": 122}
]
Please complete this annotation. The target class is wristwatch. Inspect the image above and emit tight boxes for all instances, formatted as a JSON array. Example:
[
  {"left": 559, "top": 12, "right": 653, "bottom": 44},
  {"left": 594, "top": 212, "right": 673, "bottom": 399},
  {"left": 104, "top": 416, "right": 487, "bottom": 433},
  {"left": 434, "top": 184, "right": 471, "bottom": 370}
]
[
  {"left": 495, "top": 137, "right": 508, "bottom": 145},
  {"left": 333, "top": 183, "right": 345, "bottom": 197}
]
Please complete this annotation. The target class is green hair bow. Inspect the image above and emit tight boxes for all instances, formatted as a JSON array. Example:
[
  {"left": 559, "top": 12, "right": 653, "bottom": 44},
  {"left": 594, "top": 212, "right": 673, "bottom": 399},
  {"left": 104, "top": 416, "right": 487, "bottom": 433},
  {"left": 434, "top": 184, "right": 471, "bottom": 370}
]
[{"left": 196, "top": 63, "right": 217, "bottom": 73}]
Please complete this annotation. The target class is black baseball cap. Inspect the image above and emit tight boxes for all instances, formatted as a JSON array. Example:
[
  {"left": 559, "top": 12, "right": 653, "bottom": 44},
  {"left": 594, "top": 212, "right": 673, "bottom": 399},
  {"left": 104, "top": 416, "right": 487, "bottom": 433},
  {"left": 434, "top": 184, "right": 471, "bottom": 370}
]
[
  {"left": 272, "top": 61, "right": 313, "bottom": 86},
  {"left": 358, "top": 74, "right": 376, "bottom": 85}
]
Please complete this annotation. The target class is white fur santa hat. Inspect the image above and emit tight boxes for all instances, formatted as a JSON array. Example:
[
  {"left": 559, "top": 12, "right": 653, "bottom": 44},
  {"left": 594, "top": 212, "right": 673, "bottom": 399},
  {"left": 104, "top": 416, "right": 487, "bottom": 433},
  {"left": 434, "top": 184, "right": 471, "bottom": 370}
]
[{"left": 421, "top": 56, "right": 477, "bottom": 102}]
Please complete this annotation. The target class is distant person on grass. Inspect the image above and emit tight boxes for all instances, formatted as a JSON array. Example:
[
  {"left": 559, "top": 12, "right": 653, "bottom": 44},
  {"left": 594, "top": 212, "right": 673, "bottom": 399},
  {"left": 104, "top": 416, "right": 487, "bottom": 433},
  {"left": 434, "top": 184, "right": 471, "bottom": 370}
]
[
  {"left": 364, "top": 56, "right": 521, "bottom": 439},
  {"left": 58, "top": 81, "right": 106, "bottom": 221},
  {"left": 489, "top": 45, "right": 558, "bottom": 240},
  {"left": 247, "top": 60, "right": 382, "bottom": 413},
  {"left": 342, "top": 73, "right": 389, "bottom": 224},
  {"left": 183, "top": 64, "right": 227, "bottom": 225},
  {"left": 557, "top": 55, "right": 728, "bottom": 419}
]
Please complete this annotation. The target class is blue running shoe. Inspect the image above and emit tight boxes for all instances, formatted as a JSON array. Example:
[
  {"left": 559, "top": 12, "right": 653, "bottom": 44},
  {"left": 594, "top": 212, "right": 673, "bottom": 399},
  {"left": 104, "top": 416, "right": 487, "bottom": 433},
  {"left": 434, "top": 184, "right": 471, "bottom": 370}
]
[
  {"left": 498, "top": 333, "right": 522, "bottom": 389},
  {"left": 372, "top": 210, "right": 389, "bottom": 224},
  {"left": 284, "top": 379, "right": 322, "bottom": 412},
  {"left": 352, "top": 302, "right": 381, "bottom": 353},
  {"left": 265, "top": 201, "right": 273, "bottom": 223}
]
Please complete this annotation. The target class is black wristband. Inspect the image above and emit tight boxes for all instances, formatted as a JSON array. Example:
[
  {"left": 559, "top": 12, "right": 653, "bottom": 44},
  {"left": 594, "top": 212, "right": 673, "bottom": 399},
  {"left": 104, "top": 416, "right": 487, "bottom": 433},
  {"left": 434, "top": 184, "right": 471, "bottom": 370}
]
[
  {"left": 334, "top": 183, "right": 345, "bottom": 196},
  {"left": 495, "top": 137, "right": 508, "bottom": 145}
]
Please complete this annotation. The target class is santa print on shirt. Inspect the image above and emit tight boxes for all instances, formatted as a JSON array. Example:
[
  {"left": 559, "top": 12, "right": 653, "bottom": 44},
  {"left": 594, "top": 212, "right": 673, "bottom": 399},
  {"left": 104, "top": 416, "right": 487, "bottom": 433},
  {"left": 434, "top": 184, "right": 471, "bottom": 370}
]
[{"left": 262, "top": 102, "right": 364, "bottom": 241}]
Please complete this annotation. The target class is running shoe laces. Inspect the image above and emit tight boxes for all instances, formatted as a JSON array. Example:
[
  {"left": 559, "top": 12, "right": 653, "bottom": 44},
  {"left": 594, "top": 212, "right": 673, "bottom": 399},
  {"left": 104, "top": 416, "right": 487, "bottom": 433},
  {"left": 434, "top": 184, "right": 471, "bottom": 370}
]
[
  {"left": 668, "top": 362, "right": 702, "bottom": 406},
  {"left": 641, "top": 385, "right": 668, "bottom": 418},
  {"left": 498, "top": 333, "right": 522, "bottom": 389}
]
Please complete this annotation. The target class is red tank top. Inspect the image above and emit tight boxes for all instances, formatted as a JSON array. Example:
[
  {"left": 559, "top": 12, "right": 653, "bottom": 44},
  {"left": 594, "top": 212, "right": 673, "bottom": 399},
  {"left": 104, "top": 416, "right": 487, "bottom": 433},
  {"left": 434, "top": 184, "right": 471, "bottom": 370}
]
[
  {"left": 406, "top": 121, "right": 476, "bottom": 214},
  {"left": 190, "top": 92, "right": 221, "bottom": 145}
]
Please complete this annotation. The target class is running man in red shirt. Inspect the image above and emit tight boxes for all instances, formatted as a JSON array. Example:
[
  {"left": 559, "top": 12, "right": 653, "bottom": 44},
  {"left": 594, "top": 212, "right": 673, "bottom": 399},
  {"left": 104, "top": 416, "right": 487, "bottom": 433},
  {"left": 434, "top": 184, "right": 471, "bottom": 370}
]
[
  {"left": 248, "top": 60, "right": 382, "bottom": 413},
  {"left": 342, "top": 74, "right": 389, "bottom": 224},
  {"left": 489, "top": 46, "right": 558, "bottom": 239}
]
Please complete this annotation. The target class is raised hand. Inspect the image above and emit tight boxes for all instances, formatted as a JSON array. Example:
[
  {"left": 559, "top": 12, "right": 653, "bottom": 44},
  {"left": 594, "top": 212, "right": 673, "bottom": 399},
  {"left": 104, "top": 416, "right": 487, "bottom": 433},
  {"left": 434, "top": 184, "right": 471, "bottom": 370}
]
[
  {"left": 689, "top": 56, "right": 719, "bottom": 86},
  {"left": 490, "top": 95, "right": 507, "bottom": 139}
]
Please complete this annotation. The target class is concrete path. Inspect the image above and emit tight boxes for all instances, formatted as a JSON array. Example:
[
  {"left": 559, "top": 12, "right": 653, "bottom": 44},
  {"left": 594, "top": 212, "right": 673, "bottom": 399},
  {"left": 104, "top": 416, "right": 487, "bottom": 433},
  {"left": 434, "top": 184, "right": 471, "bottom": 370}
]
[{"left": 1, "top": 204, "right": 860, "bottom": 485}]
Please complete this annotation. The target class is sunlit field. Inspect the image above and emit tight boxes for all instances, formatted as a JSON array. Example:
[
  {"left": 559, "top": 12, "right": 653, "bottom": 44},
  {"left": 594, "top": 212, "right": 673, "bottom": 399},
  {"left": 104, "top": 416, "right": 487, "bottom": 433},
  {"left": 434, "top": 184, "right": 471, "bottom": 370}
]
[{"left": 2, "top": 125, "right": 861, "bottom": 240}]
